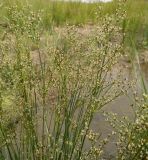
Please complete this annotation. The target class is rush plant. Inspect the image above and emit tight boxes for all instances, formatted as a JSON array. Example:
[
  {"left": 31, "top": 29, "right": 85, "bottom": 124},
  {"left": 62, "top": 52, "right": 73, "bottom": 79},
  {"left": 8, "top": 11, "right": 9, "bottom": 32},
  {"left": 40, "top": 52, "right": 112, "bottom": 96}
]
[{"left": 0, "top": 1, "right": 134, "bottom": 160}]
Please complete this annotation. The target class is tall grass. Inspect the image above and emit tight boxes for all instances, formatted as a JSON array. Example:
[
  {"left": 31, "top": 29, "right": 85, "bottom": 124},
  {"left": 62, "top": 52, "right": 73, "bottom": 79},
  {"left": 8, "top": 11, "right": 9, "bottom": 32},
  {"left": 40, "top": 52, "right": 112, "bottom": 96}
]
[
  {"left": 0, "top": 1, "right": 127, "bottom": 159},
  {"left": 0, "top": 0, "right": 147, "bottom": 50},
  {"left": 105, "top": 91, "right": 148, "bottom": 160},
  {"left": 0, "top": 0, "right": 147, "bottom": 159},
  {"left": 104, "top": 29, "right": 148, "bottom": 160}
]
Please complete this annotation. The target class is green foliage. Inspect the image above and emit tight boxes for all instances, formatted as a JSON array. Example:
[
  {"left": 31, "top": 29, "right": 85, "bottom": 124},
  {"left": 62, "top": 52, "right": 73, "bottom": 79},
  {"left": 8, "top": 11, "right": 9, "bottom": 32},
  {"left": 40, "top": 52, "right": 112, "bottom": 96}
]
[
  {"left": 0, "top": 0, "right": 148, "bottom": 49},
  {"left": 0, "top": 1, "right": 147, "bottom": 160},
  {"left": 0, "top": 1, "right": 126, "bottom": 159},
  {"left": 105, "top": 93, "right": 148, "bottom": 160}
]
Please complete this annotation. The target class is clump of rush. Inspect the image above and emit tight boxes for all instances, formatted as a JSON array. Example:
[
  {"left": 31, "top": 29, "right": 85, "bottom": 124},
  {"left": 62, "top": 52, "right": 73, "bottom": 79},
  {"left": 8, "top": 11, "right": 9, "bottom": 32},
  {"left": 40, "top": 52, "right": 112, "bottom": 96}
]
[{"left": 1, "top": 1, "right": 146, "bottom": 160}]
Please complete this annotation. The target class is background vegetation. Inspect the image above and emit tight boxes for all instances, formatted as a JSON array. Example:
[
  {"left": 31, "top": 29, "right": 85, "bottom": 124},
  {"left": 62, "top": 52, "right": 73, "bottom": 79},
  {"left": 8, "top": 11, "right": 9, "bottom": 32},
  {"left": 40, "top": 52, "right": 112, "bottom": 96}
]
[{"left": 0, "top": 0, "right": 148, "bottom": 49}]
